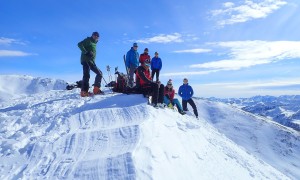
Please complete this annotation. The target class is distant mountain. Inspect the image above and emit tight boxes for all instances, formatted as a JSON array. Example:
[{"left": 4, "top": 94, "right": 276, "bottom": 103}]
[
  {"left": 206, "top": 95, "right": 300, "bottom": 131},
  {"left": 0, "top": 75, "right": 67, "bottom": 102}
]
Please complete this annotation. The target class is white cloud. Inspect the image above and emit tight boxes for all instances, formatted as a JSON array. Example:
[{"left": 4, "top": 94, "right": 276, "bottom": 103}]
[
  {"left": 164, "top": 41, "right": 300, "bottom": 77},
  {"left": 223, "top": 2, "right": 235, "bottom": 8},
  {"left": 190, "top": 41, "right": 300, "bottom": 71},
  {"left": 194, "top": 78, "right": 300, "bottom": 98},
  {"left": 173, "top": 48, "right": 212, "bottom": 54},
  {"left": 0, "top": 37, "right": 26, "bottom": 45},
  {"left": 137, "top": 33, "right": 183, "bottom": 44},
  {"left": 211, "top": 0, "right": 287, "bottom": 26},
  {"left": 0, "top": 50, "right": 35, "bottom": 57},
  {"left": 161, "top": 70, "right": 219, "bottom": 77}
]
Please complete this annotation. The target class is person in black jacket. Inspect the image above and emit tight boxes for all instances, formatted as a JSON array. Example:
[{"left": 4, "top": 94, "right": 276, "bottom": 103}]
[{"left": 135, "top": 59, "right": 164, "bottom": 108}]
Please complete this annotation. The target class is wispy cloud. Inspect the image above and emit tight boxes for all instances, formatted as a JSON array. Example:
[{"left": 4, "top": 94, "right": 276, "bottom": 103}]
[
  {"left": 137, "top": 33, "right": 183, "bottom": 44},
  {"left": 211, "top": 0, "right": 287, "bottom": 26},
  {"left": 190, "top": 41, "right": 300, "bottom": 70},
  {"left": 173, "top": 48, "right": 212, "bottom": 54},
  {"left": 195, "top": 78, "right": 300, "bottom": 98},
  {"left": 0, "top": 37, "right": 27, "bottom": 45},
  {"left": 0, "top": 50, "right": 35, "bottom": 57},
  {"left": 161, "top": 70, "right": 219, "bottom": 77},
  {"left": 163, "top": 41, "right": 300, "bottom": 77}
]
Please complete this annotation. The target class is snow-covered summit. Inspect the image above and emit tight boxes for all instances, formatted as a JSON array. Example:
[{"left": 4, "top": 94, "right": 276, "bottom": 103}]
[
  {"left": 0, "top": 75, "right": 299, "bottom": 179},
  {"left": 0, "top": 75, "right": 67, "bottom": 102}
]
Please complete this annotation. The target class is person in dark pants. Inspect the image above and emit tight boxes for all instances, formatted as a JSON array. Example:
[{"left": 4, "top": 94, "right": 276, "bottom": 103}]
[
  {"left": 135, "top": 59, "right": 165, "bottom": 108},
  {"left": 125, "top": 42, "right": 139, "bottom": 88},
  {"left": 151, "top": 52, "right": 162, "bottom": 82},
  {"left": 178, "top": 78, "right": 199, "bottom": 118},
  {"left": 78, "top": 32, "right": 103, "bottom": 97}
]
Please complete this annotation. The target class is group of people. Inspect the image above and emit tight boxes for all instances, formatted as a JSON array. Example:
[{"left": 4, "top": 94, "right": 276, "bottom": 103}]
[
  {"left": 77, "top": 32, "right": 198, "bottom": 118},
  {"left": 126, "top": 43, "right": 162, "bottom": 87}
]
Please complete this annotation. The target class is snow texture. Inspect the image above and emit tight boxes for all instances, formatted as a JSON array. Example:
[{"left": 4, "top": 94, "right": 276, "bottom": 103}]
[{"left": 0, "top": 75, "right": 299, "bottom": 180}]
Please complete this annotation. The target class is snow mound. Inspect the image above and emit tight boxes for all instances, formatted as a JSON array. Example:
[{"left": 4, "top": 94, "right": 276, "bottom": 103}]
[
  {"left": 0, "top": 91, "right": 291, "bottom": 179},
  {"left": 0, "top": 75, "right": 298, "bottom": 179},
  {"left": 0, "top": 75, "right": 67, "bottom": 102}
]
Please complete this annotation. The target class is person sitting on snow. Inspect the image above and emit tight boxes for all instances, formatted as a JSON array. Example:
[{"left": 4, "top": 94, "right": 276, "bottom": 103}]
[
  {"left": 135, "top": 59, "right": 165, "bottom": 108},
  {"left": 164, "top": 79, "right": 186, "bottom": 115},
  {"left": 178, "top": 78, "right": 199, "bottom": 119}
]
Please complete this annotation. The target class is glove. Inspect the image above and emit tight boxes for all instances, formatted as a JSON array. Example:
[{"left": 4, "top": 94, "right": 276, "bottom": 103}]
[
  {"left": 85, "top": 51, "right": 94, "bottom": 57},
  {"left": 165, "top": 94, "right": 170, "bottom": 99}
]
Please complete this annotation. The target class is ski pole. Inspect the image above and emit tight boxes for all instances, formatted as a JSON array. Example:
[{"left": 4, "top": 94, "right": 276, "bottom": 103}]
[{"left": 102, "top": 76, "right": 114, "bottom": 93}]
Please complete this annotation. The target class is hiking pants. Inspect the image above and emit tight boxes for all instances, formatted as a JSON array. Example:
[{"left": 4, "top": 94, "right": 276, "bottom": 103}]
[
  {"left": 164, "top": 96, "right": 183, "bottom": 112},
  {"left": 82, "top": 61, "right": 102, "bottom": 92},
  {"left": 128, "top": 65, "right": 137, "bottom": 87},
  {"left": 142, "top": 83, "right": 164, "bottom": 105},
  {"left": 182, "top": 98, "right": 198, "bottom": 117},
  {"left": 151, "top": 69, "right": 160, "bottom": 82}
]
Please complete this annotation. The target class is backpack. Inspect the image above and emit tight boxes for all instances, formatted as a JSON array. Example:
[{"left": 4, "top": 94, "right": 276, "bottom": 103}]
[
  {"left": 66, "top": 80, "right": 82, "bottom": 90},
  {"left": 113, "top": 72, "right": 128, "bottom": 93}
]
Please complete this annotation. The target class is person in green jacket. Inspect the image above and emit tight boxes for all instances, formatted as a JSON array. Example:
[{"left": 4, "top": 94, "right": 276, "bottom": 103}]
[{"left": 78, "top": 32, "right": 103, "bottom": 97}]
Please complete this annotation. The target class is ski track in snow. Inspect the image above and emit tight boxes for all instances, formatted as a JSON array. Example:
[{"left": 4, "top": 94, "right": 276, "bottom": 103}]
[{"left": 0, "top": 76, "right": 297, "bottom": 179}]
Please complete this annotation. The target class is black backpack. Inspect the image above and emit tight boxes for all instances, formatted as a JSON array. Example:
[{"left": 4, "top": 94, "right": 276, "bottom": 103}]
[{"left": 66, "top": 80, "right": 82, "bottom": 90}]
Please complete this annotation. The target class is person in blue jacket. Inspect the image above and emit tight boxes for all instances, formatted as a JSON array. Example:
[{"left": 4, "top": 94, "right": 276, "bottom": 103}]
[
  {"left": 151, "top": 51, "right": 162, "bottom": 82},
  {"left": 178, "top": 78, "right": 199, "bottom": 119},
  {"left": 126, "top": 42, "right": 139, "bottom": 87}
]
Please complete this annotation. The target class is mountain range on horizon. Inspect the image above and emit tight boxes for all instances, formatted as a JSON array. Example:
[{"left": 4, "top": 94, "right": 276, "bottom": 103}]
[
  {"left": 0, "top": 74, "right": 299, "bottom": 179},
  {"left": 207, "top": 95, "right": 300, "bottom": 132}
]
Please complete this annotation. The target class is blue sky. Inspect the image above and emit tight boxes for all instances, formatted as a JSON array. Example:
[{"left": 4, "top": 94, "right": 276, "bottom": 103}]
[{"left": 1, "top": 0, "right": 300, "bottom": 98}]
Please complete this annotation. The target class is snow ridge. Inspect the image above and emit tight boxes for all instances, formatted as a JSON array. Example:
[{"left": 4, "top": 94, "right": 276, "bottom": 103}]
[{"left": 0, "top": 75, "right": 298, "bottom": 179}]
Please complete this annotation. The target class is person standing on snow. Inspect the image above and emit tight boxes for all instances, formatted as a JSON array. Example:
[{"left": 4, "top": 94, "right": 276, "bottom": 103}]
[
  {"left": 164, "top": 79, "right": 186, "bottom": 115},
  {"left": 178, "top": 78, "right": 199, "bottom": 119},
  {"left": 139, "top": 48, "right": 151, "bottom": 64},
  {"left": 136, "top": 48, "right": 151, "bottom": 88},
  {"left": 125, "top": 42, "right": 139, "bottom": 87},
  {"left": 78, "top": 31, "right": 103, "bottom": 97},
  {"left": 135, "top": 59, "right": 165, "bottom": 108},
  {"left": 151, "top": 52, "right": 162, "bottom": 82}
]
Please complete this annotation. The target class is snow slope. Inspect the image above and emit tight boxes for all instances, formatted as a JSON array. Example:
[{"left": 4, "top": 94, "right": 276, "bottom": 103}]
[
  {"left": 197, "top": 100, "right": 300, "bottom": 179},
  {"left": 0, "top": 75, "right": 298, "bottom": 180},
  {"left": 208, "top": 96, "right": 300, "bottom": 131}
]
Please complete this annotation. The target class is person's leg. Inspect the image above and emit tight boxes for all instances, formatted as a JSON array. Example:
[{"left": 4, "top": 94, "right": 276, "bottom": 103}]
[
  {"left": 89, "top": 63, "right": 103, "bottom": 88},
  {"left": 128, "top": 66, "right": 135, "bottom": 87},
  {"left": 151, "top": 70, "right": 155, "bottom": 81},
  {"left": 158, "top": 84, "right": 164, "bottom": 104},
  {"left": 156, "top": 70, "right": 160, "bottom": 82},
  {"left": 150, "top": 83, "right": 159, "bottom": 105},
  {"left": 173, "top": 98, "right": 183, "bottom": 112},
  {"left": 182, "top": 100, "right": 188, "bottom": 111},
  {"left": 164, "top": 96, "right": 171, "bottom": 105},
  {"left": 82, "top": 62, "right": 90, "bottom": 92},
  {"left": 188, "top": 99, "right": 198, "bottom": 117}
]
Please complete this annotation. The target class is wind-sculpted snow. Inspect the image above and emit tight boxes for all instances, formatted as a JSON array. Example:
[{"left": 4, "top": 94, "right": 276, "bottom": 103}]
[
  {"left": 198, "top": 100, "right": 300, "bottom": 179},
  {"left": 0, "top": 75, "right": 296, "bottom": 179}
]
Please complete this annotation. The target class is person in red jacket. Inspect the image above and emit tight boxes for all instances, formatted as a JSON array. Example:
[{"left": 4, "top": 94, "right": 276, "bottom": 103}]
[
  {"left": 139, "top": 48, "right": 151, "bottom": 64},
  {"left": 164, "top": 79, "right": 186, "bottom": 115},
  {"left": 136, "top": 48, "right": 151, "bottom": 88},
  {"left": 135, "top": 59, "right": 164, "bottom": 108}
]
